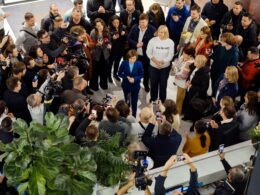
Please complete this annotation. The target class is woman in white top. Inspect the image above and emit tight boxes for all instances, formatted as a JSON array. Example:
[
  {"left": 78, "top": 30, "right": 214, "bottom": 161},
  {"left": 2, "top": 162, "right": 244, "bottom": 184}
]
[{"left": 146, "top": 25, "right": 174, "bottom": 102}]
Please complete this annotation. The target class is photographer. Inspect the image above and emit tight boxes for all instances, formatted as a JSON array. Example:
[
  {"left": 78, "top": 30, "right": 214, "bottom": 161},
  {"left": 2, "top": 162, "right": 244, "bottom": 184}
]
[
  {"left": 60, "top": 76, "right": 88, "bottom": 104},
  {"left": 142, "top": 120, "right": 182, "bottom": 168},
  {"left": 75, "top": 104, "right": 104, "bottom": 140},
  {"left": 37, "top": 29, "right": 68, "bottom": 63},
  {"left": 26, "top": 76, "right": 51, "bottom": 124},
  {"left": 154, "top": 154, "right": 199, "bottom": 195},
  {"left": 215, "top": 152, "right": 246, "bottom": 195}
]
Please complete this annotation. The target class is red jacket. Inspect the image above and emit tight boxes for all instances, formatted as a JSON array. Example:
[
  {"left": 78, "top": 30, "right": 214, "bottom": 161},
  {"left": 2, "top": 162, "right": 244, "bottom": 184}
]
[{"left": 238, "top": 59, "right": 260, "bottom": 90}]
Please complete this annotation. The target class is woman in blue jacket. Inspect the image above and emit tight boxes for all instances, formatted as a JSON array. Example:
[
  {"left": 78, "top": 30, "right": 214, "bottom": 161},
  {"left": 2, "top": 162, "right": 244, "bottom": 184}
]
[
  {"left": 118, "top": 49, "right": 144, "bottom": 117},
  {"left": 212, "top": 66, "right": 239, "bottom": 110}
]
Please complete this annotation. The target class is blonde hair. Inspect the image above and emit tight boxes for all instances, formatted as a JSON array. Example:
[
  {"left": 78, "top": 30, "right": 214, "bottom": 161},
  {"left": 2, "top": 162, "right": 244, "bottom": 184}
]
[
  {"left": 194, "top": 55, "right": 207, "bottom": 68},
  {"left": 155, "top": 25, "right": 169, "bottom": 39},
  {"left": 225, "top": 66, "right": 239, "bottom": 83}
]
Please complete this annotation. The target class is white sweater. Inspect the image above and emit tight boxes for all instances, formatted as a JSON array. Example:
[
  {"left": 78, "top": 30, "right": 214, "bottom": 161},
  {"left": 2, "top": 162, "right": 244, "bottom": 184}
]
[
  {"left": 182, "top": 16, "right": 207, "bottom": 43},
  {"left": 146, "top": 37, "right": 175, "bottom": 69}
]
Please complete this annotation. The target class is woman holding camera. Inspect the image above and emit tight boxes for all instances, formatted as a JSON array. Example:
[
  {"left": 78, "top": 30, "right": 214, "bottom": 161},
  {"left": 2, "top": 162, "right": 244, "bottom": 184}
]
[
  {"left": 118, "top": 49, "right": 144, "bottom": 117},
  {"left": 89, "top": 18, "right": 111, "bottom": 91}
]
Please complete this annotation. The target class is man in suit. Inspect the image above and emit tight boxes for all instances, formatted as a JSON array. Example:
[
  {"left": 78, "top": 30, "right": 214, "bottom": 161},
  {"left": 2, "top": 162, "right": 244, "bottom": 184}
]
[
  {"left": 209, "top": 105, "right": 239, "bottom": 151},
  {"left": 128, "top": 13, "right": 156, "bottom": 92},
  {"left": 120, "top": 0, "right": 140, "bottom": 32}
]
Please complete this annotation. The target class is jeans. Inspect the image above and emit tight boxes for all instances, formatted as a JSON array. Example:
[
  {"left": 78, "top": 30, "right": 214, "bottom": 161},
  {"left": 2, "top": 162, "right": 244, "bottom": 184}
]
[{"left": 149, "top": 65, "right": 171, "bottom": 102}]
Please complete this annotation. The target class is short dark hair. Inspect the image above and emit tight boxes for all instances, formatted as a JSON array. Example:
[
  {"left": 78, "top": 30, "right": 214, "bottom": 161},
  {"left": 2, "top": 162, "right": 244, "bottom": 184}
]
[
  {"left": 12, "top": 62, "right": 26, "bottom": 75},
  {"left": 234, "top": 1, "right": 243, "bottom": 7},
  {"left": 115, "top": 100, "right": 130, "bottom": 118},
  {"left": 24, "top": 12, "right": 34, "bottom": 21},
  {"left": 29, "top": 45, "right": 40, "bottom": 58},
  {"left": 6, "top": 77, "right": 19, "bottom": 91},
  {"left": 243, "top": 12, "right": 253, "bottom": 20},
  {"left": 126, "top": 49, "right": 138, "bottom": 59},
  {"left": 91, "top": 104, "right": 104, "bottom": 121},
  {"left": 190, "top": 4, "right": 201, "bottom": 13},
  {"left": 223, "top": 105, "right": 236, "bottom": 119},
  {"left": 183, "top": 45, "right": 195, "bottom": 58},
  {"left": 1, "top": 117, "right": 12, "bottom": 132},
  {"left": 37, "top": 29, "right": 47, "bottom": 39},
  {"left": 106, "top": 107, "right": 119, "bottom": 123},
  {"left": 139, "top": 13, "right": 149, "bottom": 21}
]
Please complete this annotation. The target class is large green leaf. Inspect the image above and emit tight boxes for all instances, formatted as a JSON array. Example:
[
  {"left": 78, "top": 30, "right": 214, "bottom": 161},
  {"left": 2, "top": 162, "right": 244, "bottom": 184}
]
[
  {"left": 69, "top": 179, "right": 94, "bottom": 195},
  {"left": 45, "top": 112, "right": 61, "bottom": 131},
  {"left": 28, "top": 167, "right": 46, "bottom": 195},
  {"left": 5, "top": 152, "right": 17, "bottom": 163},
  {"left": 54, "top": 174, "right": 70, "bottom": 191},
  {"left": 13, "top": 119, "right": 29, "bottom": 138},
  {"left": 15, "top": 155, "right": 31, "bottom": 169},
  {"left": 40, "top": 147, "right": 64, "bottom": 167},
  {"left": 4, "top": 162, "right": 23, "bottom": 181},
  {"left": 17, "top": 182, "right": 28, "bottom": 195},
  {"left": 77, "top": 170, "right": 96, "bottom": 182},
  {"left": 61, "top": 143, "right": 80, "bottom": 156}
]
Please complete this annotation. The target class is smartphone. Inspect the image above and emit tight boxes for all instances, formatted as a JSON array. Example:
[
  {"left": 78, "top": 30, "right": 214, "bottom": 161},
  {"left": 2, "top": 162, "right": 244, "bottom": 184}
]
[
  {"left": 156, "top": 111, "right": 161, "bottom": 121},
  {"left": 219, "top": 144, "right": 225, "bottom": 153},
  {"left": 166, "top": 186, "right": 183, "bottom": 195},
  {"left": 32, "top": 75, "right": 38, "bottom": 82},
  {"left": 177, "top": 155, "right": 185, "bottom": 162}
]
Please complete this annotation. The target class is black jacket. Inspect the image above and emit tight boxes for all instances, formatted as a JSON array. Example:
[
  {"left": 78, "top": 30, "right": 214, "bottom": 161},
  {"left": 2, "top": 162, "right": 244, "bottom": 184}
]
[
  {"left": 87, "top": 0, "right": 115, "bottom": 24},
  {"left": 147, "top": 9, "right": 165, "bottom": 29},
  {"left": 40, "top": 39, "right": 66, "bottom": 63},
  {"left": 142, "top": 124, "right": 182, "bottom": 168},
  {"left": 127, "top": 24, "right": 156, "bottom": 58},
  {"left": 188, "top": 65, "right": 210, "bottom": 99},
  {"left": 201, "top": 0, "right": 228, "bottom": 39},
  {"left": 3, "top": 90, "right": 32, "bottom": 123},
  {"left": 68, "top": 17, "right": 92, "bottom": 34},
  {"left": 120, "top": 9, "right": 140, "bottom": 32},
  {"left": 220, "top": 10, "right": 244, "bottom": 35},
  {"left": 209, "top": 119, "right": 239, "bottom": 151},
  {"left": 237, "top": 21, "right": 258, "bottom": 58},
  {"left": 119, "top": 0, "right": 144, "bottom": 13}
]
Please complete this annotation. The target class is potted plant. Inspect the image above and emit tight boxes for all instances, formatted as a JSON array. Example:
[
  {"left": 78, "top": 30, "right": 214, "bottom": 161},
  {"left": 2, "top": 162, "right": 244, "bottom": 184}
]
[
  {"left": 250, "top": 122, "right": 260, "bottom": 149},
  {"left": 0, "top": 112, "right": 97, "bottom": 195},
  {"left": 90, "top": 131, "right": 131, "bottom": 195}
]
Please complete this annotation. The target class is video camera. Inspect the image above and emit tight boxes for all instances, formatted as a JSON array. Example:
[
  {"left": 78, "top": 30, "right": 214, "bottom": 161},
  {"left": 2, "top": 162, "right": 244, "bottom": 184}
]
[{"left": 132, "top": 151, "right": 152, "bottom": 190}]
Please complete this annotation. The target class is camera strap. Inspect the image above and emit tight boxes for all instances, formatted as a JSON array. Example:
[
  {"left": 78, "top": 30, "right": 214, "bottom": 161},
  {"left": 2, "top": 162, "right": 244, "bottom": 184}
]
[
  {"left": 20, "top": 29, "right": 38, "bottom": 39},
  {"left": 138, "top": 122, "right": 146, "bottom": 131}
]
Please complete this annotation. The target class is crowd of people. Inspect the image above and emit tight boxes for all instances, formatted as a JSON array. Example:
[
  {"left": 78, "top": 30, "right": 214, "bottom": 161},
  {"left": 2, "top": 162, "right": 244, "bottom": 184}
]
[{"left": 0, "top": 0, "right": 259, "bottom": 194}]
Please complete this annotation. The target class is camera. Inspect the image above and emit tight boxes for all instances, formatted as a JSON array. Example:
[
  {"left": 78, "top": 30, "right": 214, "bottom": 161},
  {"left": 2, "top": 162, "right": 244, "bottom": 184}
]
[
  {"left": 132, "top": 151, "right": 152, "bottom": 190},
  {"left": 44, "top": 79, "right": 63, "bottom": 101},
  {"left": 102, "top": 93, "right": 113, "bottom": 107}
]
